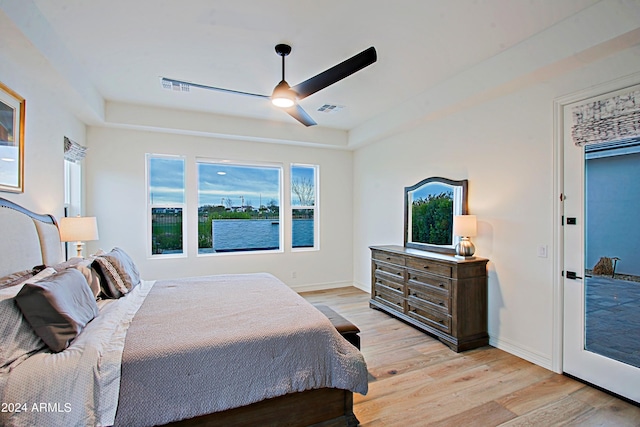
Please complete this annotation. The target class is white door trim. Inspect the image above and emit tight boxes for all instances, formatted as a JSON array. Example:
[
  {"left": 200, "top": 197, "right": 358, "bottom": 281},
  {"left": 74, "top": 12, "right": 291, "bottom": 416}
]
[{"left": 552, "top": 71, "right": 640, "bottom": 374}]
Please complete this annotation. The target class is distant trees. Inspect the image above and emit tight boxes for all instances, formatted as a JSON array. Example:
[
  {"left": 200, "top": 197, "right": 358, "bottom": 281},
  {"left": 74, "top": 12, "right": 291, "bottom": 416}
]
[
  {"left": 292, "top": 177, "right": 314, "bottom": 206},
  {"left": 412, "top": 191, "right": 453, "bottom": 245}
]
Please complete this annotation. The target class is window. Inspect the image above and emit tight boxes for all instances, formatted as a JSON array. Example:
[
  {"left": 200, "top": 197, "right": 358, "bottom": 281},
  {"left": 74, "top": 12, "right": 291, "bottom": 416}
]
[
  {"left": 197, "top": 160, "right": 282, "bottom": 254},
  {"left": 64, "top": 159, "right": 82, "bottom": 259},
  {"left": 147, "top": 155, "right": 185, "bottom": 256},
  {"left": 291, "top": 164, "right": 318, "bottom": 250},
  {"left": 64, "top": 159, "right": 81, "bottom": 217}
]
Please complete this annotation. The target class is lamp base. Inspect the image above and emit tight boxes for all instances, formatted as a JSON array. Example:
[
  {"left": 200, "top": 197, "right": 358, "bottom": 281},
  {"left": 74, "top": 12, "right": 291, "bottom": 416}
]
[
  {"left": 455, "top": 237, "right": 475, "bottom": 259},
  {"left": 74, "top": 241, "right": 85, "bottom": 258}
]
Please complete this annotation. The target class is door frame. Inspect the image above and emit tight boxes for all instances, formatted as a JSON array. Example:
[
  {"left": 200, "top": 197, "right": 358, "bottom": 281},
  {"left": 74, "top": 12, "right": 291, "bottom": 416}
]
[{"left": 552, "top": 71, "right": 640, "bottom": 374}]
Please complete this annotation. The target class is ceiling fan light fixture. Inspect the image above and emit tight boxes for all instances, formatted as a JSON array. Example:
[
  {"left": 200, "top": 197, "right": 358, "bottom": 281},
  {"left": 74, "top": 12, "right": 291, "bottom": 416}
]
[
  {"left": 162, "top": 45, "right": 376, "bottom": 127},
  {"left": 271, "top": 80, "right": 296, "bottom": 108}
]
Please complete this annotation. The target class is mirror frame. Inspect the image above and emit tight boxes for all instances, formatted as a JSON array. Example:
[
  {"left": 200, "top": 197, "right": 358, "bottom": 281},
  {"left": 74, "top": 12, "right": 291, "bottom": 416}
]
[{"left": 404, "top": 177, "right": 468, "bottom": 254}]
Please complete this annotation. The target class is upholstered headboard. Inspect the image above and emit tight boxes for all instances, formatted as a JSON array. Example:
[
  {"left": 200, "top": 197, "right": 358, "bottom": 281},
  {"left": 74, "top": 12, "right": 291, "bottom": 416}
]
[{"left": 0, "top": 198, "right": 64, "bottom": 277}]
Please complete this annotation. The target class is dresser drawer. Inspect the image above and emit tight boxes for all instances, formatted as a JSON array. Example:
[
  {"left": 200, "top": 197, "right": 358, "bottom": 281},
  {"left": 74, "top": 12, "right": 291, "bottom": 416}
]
[
  {"left": 407, "top": 270, "right": 451, "bottom": 293},
  {"left": 374, "top": 261, "right": 405, "bottom": 282},
  {"left": 406, "top": 257, "right": 452, "bottom": 277},
  {"left": 407, "top": 300, "right": 451, "bottom": 333},
  {"left": 407, "top": 282, "right": 450, "bottom": 313},
  {"left": 374, "top": 271, "right": 404, "bottom": 293},
  {"left": 372, "top": 250, "right": 405, "bottom": 266},
  {"left": 374, "top": 285, "right": 405, "bottom": 312}
]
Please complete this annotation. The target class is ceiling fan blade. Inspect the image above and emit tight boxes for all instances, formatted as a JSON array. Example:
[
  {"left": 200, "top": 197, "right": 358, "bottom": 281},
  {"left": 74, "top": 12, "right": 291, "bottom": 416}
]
[
  {"left": 161, "top": 77, "right": 269, "bottom": 99},
  {"left": 285, "top": 104, "right": 317, "bottom": 127},
  {"left": 291, "top": 47, "right": 377, "bottom": 100}
]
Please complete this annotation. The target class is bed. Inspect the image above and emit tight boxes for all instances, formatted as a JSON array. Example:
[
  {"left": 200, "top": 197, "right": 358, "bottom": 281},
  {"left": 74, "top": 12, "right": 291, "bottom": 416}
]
[{"left": 0, "top": 198, "right": 368, "bottom": 427}]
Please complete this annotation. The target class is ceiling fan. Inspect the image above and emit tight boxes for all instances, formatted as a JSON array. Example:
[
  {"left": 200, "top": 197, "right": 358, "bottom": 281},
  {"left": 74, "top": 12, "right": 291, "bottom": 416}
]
[{"left": 161, "top": 44, "right": 377, "bottom": 127}]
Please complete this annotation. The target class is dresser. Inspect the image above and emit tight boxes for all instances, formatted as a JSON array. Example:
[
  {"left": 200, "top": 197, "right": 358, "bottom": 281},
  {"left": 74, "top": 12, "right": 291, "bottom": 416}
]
[{"left": 370, "top": 245, "right": 489, "bottom": 352}]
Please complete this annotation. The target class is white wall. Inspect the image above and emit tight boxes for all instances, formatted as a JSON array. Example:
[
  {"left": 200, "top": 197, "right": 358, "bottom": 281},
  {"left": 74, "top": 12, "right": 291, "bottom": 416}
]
[
  {"left": 84, "top": 126, "right": 353, "bottom": 292},
  {"left": 0, "top": 10, "right": 85, "bottom": 217},
  {"left": 352, "top": 45, "right": 640, "bottom": 369}
]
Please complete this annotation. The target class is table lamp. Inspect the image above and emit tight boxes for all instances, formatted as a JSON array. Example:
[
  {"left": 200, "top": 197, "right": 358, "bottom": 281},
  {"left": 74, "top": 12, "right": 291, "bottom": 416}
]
[
  {"left": 453, "top": 214, "right": 477, "bottom": 259},
  {"left": 59, "top": 216, "right": 99, "bottom": 257}
]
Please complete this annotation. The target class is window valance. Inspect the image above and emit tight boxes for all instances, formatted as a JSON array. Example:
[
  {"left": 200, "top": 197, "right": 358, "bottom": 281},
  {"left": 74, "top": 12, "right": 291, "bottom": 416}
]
[
  {"left": 571, "top": 88, "right": 640, "bottom": 146},
  {"left": 63, "top": 137, "right": 87, "bottom": 163}
]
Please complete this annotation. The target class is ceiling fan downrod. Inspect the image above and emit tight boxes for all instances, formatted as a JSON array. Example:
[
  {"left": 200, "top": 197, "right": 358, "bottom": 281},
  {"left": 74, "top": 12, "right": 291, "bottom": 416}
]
[
  {"left": 272, "top": 44, "right": 296, "bottom": 108},
  {"left": 275, "top": 43, "right": 292, "bottom": 82}
]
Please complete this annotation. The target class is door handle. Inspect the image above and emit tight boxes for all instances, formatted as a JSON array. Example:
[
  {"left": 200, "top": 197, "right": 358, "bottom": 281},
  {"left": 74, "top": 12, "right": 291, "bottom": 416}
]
[{"left": 565, "top": 271, "right": 583, "bottom": 280}]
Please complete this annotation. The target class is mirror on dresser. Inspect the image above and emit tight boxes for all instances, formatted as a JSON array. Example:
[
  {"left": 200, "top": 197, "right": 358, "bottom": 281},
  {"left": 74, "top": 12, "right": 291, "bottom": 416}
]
[{"left": 404, "top": 177, "right": 468, "bottom": 254}]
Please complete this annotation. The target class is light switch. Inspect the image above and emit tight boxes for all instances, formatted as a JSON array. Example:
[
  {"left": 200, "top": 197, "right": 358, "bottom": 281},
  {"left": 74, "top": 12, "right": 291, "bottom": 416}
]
[{"left": 537, "top": 245, "right": 548, "bottom": 258}]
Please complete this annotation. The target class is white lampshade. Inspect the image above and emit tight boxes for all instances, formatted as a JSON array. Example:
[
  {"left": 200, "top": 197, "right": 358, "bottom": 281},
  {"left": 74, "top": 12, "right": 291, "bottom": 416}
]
[
  {"left": 59, "top": 216, "right": 99, "bottom": 242},
  {"left": 59, "top": 216, "right": 99, "bottom": 258},
  {"left": 453, "top": 215, "right": 477, "bottom": 237}
]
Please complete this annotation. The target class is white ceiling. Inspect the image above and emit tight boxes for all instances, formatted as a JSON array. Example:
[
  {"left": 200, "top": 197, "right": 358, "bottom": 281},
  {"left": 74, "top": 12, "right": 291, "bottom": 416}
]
[{"left": 10, "top": 0, "right": 604, "bottom": 133}]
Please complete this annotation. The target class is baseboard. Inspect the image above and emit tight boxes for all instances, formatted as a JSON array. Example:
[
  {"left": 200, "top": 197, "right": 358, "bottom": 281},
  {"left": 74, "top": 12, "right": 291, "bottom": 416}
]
[
  {"left": 292, "top": 281, "right": 354, "bottom": 293},
  {"left": 490, "top": 335, "right": 553, "bottom": 371},
  {"left": 292, "top": 280, "right": 372, "bottom": 294},
  {"left": 351, "top": 280, "right": 370, "bottom": 293}
]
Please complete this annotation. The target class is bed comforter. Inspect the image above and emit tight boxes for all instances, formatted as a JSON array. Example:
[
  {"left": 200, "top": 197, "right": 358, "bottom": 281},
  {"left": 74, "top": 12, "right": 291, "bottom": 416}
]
[{"left": 114, "top": 273, "right": 368, "bottom": 427}]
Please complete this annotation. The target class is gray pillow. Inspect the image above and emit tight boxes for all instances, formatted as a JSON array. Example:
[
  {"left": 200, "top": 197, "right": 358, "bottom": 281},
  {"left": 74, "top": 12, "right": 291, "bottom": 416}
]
[
  {"left": 92, "top": 247, "right": 140, "bottom": 299},
  {"left": 15, "top": 268, "right": 99, "bottom": 353}
]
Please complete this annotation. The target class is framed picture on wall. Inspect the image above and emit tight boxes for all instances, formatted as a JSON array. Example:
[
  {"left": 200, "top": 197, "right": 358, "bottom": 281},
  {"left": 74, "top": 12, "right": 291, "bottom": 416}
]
[{"left": 0, "top": 81, "right": 25, "bottom": 193}]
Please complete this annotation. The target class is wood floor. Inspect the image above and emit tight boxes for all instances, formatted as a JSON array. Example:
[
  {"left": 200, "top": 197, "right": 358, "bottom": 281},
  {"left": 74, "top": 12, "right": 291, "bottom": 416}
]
[{"left": 301, "top": 287, "right": 640, "bottom": 427}]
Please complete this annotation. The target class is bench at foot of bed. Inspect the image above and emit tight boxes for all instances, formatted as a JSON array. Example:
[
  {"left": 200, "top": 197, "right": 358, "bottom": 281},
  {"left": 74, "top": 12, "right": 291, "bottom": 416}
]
[{"left": 314, "top": 304, "right": 361, "bottom": 350}]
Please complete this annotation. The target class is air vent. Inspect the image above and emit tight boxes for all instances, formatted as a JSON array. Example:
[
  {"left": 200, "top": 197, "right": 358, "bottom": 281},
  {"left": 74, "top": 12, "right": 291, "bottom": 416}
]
[
  {"left": 317, "top": 104, "right": 344, "bottom": 114},
  {"left": 161, "top": 78, "right": 189, "bottom": 92}
]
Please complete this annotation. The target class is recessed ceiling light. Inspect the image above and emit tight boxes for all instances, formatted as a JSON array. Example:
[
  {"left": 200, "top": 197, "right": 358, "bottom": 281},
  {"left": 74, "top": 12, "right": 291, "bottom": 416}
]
[{"left": 217, "top": 171, "right": 226, "bottom": 175}]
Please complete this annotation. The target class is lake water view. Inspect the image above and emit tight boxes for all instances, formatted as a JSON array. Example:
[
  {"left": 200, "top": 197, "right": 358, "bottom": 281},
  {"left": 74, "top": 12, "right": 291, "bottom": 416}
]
[{"left": 198, "top": 219, "right": 314, "bottom": 253}]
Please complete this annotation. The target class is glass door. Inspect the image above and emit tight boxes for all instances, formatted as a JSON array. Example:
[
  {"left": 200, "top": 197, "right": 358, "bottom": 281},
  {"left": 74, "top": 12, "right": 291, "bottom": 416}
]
[{"left": 563, "top": 100, "right": 640, "bottom": 403}]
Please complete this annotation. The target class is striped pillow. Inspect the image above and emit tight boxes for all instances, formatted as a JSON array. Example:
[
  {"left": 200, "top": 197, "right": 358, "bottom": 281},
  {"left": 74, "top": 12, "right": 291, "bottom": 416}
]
[{"left": 92, "top": 247, "right": 140, "bottom": 299}]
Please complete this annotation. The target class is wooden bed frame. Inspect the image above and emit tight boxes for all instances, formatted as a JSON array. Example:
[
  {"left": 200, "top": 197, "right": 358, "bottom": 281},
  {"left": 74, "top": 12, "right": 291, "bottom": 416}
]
[
  {"left": 0, "top": 197, "right": 360, "bottom": 427},
  {"left": 168, "top": 388, "right": 357, "bottom": 427}
]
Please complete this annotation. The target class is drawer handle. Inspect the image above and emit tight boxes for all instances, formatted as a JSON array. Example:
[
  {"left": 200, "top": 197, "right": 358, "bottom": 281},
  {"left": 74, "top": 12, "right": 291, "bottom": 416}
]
[
  {"left": 439, "top": 283, "right": 445, "bottom": 288},
  {"left": 423, "top": 265, "right": 429, "bottom": 269},
  {"left": 386, "top": 257, "right": 391, "bottom": 260}
]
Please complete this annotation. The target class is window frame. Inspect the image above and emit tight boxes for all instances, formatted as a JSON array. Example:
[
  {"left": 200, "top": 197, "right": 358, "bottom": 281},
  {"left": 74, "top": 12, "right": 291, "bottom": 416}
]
[
  {"left": 146, "top": 153, "right": 187, "bottom": 259},
  {"left": 291, "top": 163, "right": 319, "bottom": 252},
  {"left": 196, "top": 157, "right": 284, "bottom": 256}
]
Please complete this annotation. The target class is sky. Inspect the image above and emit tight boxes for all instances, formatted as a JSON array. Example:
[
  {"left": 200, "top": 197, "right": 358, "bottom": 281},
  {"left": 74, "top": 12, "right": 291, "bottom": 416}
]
[
  {"left": 411, "top": 182, "right": 452, "bottom": 201},
  {"left": 149, "top": 159, "right": 316, "bottom": 208},
  {"left": 198, "top": 162, "right": 280, "bottom": 208},
  {"left": 149, "top": 157, "right": 185, "bottom": 205}
]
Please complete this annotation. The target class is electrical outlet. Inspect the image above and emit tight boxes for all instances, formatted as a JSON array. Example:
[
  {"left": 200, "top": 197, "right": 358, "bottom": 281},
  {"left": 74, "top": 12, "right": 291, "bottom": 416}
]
[{"left": 291, "top": 271, "right": 297, "bottom": 279}]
